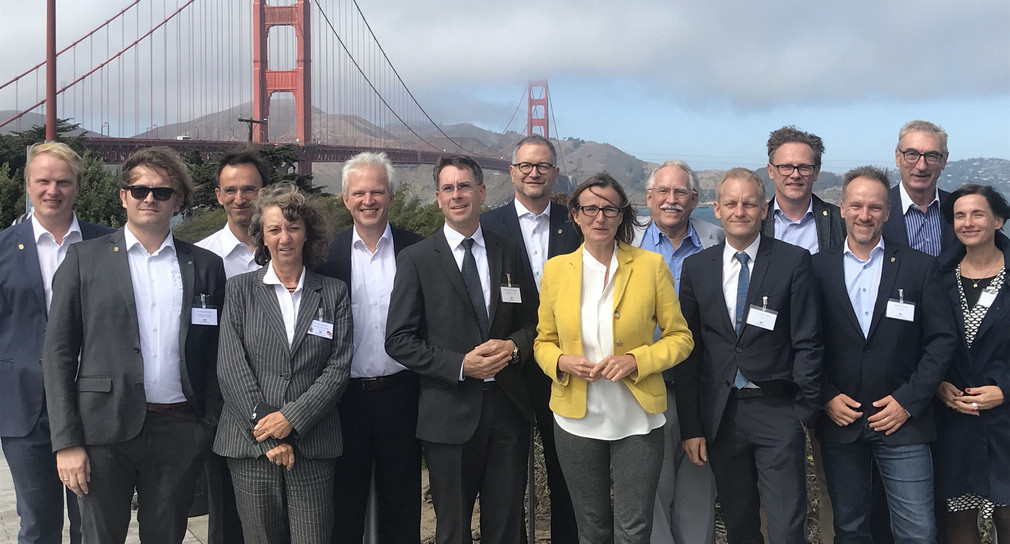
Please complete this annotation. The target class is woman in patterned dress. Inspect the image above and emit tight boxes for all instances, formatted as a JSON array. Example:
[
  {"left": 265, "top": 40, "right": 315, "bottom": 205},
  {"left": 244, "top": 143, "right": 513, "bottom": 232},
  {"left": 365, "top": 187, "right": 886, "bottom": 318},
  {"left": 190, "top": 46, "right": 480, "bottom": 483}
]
[{"left": 934, "top": 184, "right": 1010, "bottom": 543}]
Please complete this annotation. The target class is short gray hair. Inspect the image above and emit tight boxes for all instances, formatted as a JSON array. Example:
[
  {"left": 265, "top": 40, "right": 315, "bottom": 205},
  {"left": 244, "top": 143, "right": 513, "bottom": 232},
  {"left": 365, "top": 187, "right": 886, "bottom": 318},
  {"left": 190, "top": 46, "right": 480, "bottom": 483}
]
[
  {"left": 511, "top": 134, "right": 557, "bottom": 164},
  {"left": 898, "top": 120, "right": 948, "bottom": 155},
  {"left": 716, "top": 167, "right": 766, "bottom": 202},
  {"left": 341, "top": 151, "right": 396, "bottom": 196},
  {"left": 646, "top": 159, "right": 699, "bottom": 193}
]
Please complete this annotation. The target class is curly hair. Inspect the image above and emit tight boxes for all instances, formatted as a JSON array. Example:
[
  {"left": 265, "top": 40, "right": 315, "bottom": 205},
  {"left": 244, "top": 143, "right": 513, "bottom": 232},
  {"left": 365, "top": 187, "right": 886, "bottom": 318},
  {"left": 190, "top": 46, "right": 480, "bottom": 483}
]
[{"left": 249, "top": 182, "right": 331, "bottom": 268}]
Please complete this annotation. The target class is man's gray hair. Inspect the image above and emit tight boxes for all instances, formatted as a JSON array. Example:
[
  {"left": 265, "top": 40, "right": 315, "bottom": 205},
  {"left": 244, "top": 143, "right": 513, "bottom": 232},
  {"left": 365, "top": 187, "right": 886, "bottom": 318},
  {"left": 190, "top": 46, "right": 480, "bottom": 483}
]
[
  {"left": 898, "top": 120, "right": 948, "bottom": 155},
  {"left": 646, "top": 160, "right": 699, "bottom": 193},
  {"left": 511, "top": 134, "right": 557, "bottom": 164},
  {"left": 341, "top": 151, "right": 396, "bottom": 196}
]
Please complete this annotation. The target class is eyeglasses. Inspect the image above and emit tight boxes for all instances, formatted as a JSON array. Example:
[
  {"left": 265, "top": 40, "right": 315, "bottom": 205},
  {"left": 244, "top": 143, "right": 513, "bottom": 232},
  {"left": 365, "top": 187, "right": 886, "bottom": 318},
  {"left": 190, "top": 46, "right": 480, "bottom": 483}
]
[
  {"left": 577, "top": 205, "right": 623, "bottom": 218},
  {"left": 649, "top": 186, "right": 695, "bottom": 198},
  {"left": 220, "top": 186, "right": 260, "bottom": 197},
  {"left": 126, "top": 185, "right": 176, "bottom": 201},
  {"left": 512, "top": 162, "right": 556, "bottom": 175},
  {"left": 772, "top": 164, "right": 817, "bottom": 176},
  {"left": 898, "top": 148, "right": 945, "bottom": 166},
  {"left": 438, "top": 182, "right": 479, "bottom": 194}
]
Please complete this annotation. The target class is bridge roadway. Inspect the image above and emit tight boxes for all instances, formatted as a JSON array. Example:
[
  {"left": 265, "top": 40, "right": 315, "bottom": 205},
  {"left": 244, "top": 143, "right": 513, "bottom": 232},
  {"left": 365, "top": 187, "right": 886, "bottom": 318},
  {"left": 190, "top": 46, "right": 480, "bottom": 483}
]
[{"left": 84, "top": 138, "right": 512, "bottom": 173}]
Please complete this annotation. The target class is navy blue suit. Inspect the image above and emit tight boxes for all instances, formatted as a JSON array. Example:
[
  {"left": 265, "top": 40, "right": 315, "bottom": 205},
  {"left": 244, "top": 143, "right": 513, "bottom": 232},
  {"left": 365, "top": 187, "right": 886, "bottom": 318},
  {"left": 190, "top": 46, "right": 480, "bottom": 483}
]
[{"left": 0, "top": 218, "right": 113, "bottom": 544}]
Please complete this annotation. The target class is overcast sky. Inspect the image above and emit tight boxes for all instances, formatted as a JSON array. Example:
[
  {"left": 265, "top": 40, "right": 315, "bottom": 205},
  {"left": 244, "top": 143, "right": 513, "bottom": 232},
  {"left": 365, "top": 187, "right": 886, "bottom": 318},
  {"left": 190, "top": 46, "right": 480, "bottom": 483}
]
[{"left": 2, "top": 0, "right": 1008, "bottom": 172}]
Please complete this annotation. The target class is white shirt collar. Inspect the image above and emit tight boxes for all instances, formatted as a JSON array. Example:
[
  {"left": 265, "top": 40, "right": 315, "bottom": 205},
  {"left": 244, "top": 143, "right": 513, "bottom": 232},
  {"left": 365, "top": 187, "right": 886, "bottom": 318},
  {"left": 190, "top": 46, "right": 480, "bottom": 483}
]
[
  {"left": 443, "top": 222, "right": 485, "bottom": 250},
  {"left": 31, "top": 212, "right": 81, "bottom": 244},
  {"left": 124, "top": 225, "right": 176, "bottom": 256},
  {"left": 898, "top": 182, "right": 940, "bottom": 214},
  {"left": 351, "top": 222, "right": 393, "bottom": 252},
  {"left": 263, "top": 262, "right": 305, "bottom": 290},
  {"left": 514, "top": 198, "right": 550, "bottom": 219}
]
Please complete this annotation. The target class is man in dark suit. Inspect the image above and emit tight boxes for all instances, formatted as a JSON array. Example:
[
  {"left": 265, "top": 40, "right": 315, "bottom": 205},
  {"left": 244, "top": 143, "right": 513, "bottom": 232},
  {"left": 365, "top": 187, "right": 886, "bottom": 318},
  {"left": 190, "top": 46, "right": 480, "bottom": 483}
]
[
  {"left": 812, "top": 165, "right": 957, "bottom": 542},
  {"left": 479, "top": 134, "right": 580, "bottom": 544},
  {"left": 386, "top": 155, "right": 537, "bottom": 544},
  {"left": 882, "top": 120, "right": 955, "bottom": 257},
  {"left": 0, "top": 143, "right": 114, "bottom": 544},
  {"left": 761, "top": 125, "right": 845, "bottom": 254},
  {"left": 43, "top": 147, "right": 227, "bottom": 544},
  {"left": 317, "top": 151, "right": 424, "bottom": 544},
  {"left": 676, "top": 168, "right": 823, "bottom": 544}
]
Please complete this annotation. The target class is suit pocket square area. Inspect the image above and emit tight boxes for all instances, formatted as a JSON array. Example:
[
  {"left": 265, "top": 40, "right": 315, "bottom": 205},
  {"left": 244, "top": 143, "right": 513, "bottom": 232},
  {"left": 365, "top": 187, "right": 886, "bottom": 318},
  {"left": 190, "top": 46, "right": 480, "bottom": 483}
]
[{"left": 76, "top": 376, "right": 113, "bottom": 393}]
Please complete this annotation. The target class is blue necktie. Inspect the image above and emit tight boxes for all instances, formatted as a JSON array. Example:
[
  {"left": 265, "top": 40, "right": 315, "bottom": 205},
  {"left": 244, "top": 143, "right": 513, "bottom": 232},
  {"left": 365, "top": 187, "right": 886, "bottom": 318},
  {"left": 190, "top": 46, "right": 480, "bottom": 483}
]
[
  {"left": 461, "top": 238, "right": 489, "bottom": 342},
  {"left": 734, "top": 251, "right": 750, "bottom": 388}
]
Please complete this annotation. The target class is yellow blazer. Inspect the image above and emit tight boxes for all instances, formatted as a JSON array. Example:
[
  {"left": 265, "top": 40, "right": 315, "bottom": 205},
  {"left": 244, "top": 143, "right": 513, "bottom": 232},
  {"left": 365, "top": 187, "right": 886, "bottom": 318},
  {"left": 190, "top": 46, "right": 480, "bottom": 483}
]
[{"left": 534, "top": 242, "right": 694, "bottom": 419}]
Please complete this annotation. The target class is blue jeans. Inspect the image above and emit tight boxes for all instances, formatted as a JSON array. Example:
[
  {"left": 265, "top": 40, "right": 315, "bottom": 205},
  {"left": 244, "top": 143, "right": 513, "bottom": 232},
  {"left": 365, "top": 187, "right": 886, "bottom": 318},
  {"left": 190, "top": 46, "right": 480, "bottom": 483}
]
[{"left": 820, "top": 422, "right": 936, "bottom": 544}]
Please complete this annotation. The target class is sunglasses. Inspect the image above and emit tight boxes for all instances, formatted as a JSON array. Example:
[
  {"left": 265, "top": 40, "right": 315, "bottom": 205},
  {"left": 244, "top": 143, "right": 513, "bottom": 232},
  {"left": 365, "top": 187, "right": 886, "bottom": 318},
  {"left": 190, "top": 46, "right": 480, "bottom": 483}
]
[{"left": 126, "top": 185, "right": 176, "bottom": 201}]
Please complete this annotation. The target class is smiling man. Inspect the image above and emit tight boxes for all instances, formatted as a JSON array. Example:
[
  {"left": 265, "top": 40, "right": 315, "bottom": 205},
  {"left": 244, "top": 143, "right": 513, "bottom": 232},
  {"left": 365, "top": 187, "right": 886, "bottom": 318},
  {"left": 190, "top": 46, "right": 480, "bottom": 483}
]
[
  {"left": 761, "top": 126, "right": 845, "bottom": 254},
  {"left": 316, "top": 151, "right": 424, "bottom": 544},
  {"left": 42, "top": 147, "right": 226, "bottom": 544}
]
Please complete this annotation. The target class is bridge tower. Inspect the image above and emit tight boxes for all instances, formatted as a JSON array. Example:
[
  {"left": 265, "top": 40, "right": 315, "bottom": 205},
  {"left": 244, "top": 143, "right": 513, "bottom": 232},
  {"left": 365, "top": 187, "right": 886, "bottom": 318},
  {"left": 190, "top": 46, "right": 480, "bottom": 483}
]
[
  {"left": 252, "top": 0, "right": 311, "bottom": 149},
  {"left": 527, "top": 80, "right": 549, "bottom": 138}
]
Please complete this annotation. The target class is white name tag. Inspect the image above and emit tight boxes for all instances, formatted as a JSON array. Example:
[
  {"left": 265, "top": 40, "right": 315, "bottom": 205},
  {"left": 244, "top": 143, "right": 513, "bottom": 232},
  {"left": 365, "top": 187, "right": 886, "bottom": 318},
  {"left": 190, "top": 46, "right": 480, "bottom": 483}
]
[
  {"left": 309, "top": 319, "right": 334, "bottom": 338},
  {"left": 886, "top": 299, "right": 916, "bottom": 322},
  {"left": 500, "top": 286, "right": 522, "bottom": 304},
  {"left": 191, "top": 307, "right": 217, "bottom": 326},
  {"left": 978, "top": 290, "right": 997, "bottom": 308},
  {"left": 745, "top": 305, "right": 778, "bottom": 331}
]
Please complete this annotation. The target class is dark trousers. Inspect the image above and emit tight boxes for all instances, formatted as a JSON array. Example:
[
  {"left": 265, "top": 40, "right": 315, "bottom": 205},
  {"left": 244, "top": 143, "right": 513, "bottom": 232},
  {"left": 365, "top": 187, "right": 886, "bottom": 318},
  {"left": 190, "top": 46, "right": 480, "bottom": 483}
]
[
  {"left": 1, "top": 407, "right": 82, "bottom": 544},
  {"left": 332, "top": 371, "right": 421, "bottom": 544},
  {"left": 80, "top": 411, "right": 213, "bottom": 544},
  {"left": 424, "top": 384, "right": 530, "bottom": 544},
  {"left": 523, "top": 364, "right": 579, "bottom": 544},
  {"left": 708, "top": 394, "right": 807, "bottom": 544},
  {"left": 206, "top": 452, "right": 245, "bottom": 544}
]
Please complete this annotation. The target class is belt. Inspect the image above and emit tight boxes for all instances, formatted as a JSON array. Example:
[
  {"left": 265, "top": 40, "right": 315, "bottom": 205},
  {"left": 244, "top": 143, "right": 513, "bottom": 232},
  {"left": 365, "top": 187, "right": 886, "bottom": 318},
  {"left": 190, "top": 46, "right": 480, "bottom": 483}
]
[
  {"left": 350, "top": 371, "right": 412, "bottom": 391},
  {"left": 146, "top": 401, "right": 197, "bottom": 422},
  {"left": 730, "top": 387, "right": 765, "bottom": 400}
]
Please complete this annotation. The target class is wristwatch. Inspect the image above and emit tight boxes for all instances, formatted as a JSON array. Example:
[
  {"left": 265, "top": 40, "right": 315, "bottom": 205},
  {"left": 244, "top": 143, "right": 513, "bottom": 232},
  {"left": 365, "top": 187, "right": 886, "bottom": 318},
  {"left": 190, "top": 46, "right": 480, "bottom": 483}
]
[{"left": 510, "top": 342, "right": 520, "bottom": 365}]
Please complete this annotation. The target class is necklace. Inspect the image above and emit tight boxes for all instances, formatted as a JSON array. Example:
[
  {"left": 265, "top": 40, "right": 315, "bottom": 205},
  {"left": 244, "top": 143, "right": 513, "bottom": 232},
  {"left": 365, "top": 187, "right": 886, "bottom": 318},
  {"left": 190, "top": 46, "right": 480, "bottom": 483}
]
[{"left": 961, "top": 259, "right": 1003, "bottom": 288}]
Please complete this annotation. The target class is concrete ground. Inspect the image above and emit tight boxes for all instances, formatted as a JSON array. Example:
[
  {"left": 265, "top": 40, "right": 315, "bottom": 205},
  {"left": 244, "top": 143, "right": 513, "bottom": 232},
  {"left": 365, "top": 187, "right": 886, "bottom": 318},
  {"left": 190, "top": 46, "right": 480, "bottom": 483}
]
[{"left": 0, "top": 454, "right": 209, "bottom": 544}]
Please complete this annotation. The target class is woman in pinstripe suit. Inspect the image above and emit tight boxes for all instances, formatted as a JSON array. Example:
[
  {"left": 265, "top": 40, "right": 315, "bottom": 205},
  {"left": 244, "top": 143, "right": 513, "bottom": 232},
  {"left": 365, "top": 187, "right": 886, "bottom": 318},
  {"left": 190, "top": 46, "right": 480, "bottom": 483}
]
[{"left": 213, "top": 183, "right": 353, "bottom": 543}]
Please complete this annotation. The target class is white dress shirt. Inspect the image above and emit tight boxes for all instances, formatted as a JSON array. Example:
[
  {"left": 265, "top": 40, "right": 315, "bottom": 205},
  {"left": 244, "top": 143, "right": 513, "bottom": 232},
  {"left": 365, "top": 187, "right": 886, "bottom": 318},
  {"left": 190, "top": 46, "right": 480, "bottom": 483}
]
[
  {"left": 350, "top": 224, "right": 406, "bottom": 378},
  {"left": 514, "top": 199, "right": 550, "bottom": 291},
  {"left": 124, "top": 227, "right": 186, "bottom": 404},
  {"left": 556, "top": 245, "right": 665, "bottom": 440},
  {"left": 195, "top": 224, "right": 259, "bottom": 279},
  {"left": 443, "top": 223, "right": 491, "bottom": 316},
  {"left": 31, "top": 213, "right": 83, "bottom": 312},
  {"left": 721, "top": 235, "right": 761, "bottom": 328},
  {"left": 263, "top": 263, "right": 305, "bottom": 346}
]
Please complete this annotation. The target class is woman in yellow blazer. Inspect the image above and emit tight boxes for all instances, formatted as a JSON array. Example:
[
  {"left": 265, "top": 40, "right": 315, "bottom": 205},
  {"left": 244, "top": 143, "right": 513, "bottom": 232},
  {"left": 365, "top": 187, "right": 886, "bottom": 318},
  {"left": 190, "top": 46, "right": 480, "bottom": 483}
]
[{"left": 534, "top": 173, "right": 694, "bottom": 544}]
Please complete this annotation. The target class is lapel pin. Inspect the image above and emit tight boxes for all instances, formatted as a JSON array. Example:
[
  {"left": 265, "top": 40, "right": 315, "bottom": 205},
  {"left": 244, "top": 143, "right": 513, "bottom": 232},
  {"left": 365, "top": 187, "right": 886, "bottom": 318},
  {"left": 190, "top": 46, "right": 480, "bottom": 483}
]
[
  {"left": 557, "top": 229, "right": 562, "bottom": 234},
  {"left": 822, "top": 210, "right": 828, "bottom": 216},
  {"left": 890, "top": 257, "right": 895, "bottom": 262},
  {"left": 18, "top": 243, "right": 24, "bottom": 250},
  {"left": 188, "top": 260, "right": 193, "bottom": 265},
  {"left": 114, "top": 246, "right": 120, "bottom": 252}
]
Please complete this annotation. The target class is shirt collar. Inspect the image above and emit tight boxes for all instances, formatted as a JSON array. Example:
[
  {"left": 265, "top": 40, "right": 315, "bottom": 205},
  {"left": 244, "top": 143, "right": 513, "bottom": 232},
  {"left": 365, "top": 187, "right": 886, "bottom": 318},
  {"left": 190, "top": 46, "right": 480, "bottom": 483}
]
[
  {"left": 773, "top": 197, "right": 815, "bottom": 220},
  {"left": 351, "top": 222, "right": 393, "bottom": 252},
  {"left": 723, "top": 233, "right": 761, "bottom": 264},
  {"left": 31, "top": 212, "right": 81, "bottom": 244},
  {"left": 898, "top": 182, "right": 940, "bottom": 214},
  {"left": 124, "top": 225, "right": 176, "bottom": 256},
  {"left": 443, "top": 223, "right": 485, "bottom": 250},
  {"left": 514, "top": 198, "right": 550, "bottom": 220},
  {"left": 263, "top": 263, "right": 306, "bottom": 290},
  {"left": 844, "top": 236, "right": 886, "bottom": 263},
  {"left": 646, "top": 220, "right": 700, "bottom": 249}
]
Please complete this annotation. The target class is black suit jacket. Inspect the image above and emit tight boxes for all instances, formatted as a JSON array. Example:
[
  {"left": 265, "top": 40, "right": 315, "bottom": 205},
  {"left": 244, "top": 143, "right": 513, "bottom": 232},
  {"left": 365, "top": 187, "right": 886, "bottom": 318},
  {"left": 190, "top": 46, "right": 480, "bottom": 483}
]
[
  {"left": 384, "top": 227, "right": 537, "bottom": 444},
  {"left": 760, "top": 193, "right": 846, "bottom": 252},
  {"left": 42, "top": 230, "right": 227, "bottom": 451},
  {"left": 316, "top": 224, "right": 424, "bottom": 298},
  {"left": 0, "top": 219, "right": 114, "bottom": 438},
  {"left": 480, "top": 200, "right": 583, "bottom": 286},
  {"left": 675, "top": 236, "right": 823, "bottom": 442},
  {"left": 812, "top": 238, "right": 957, "bottom": 446},
  {"left": 881, "top": 186, "right": 955, "bottom": 255}
]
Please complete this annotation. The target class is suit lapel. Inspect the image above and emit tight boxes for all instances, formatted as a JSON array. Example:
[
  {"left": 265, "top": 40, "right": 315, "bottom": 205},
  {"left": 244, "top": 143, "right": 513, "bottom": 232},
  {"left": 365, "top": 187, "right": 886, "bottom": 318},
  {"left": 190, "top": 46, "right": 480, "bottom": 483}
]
[
  {"left": 744, "top": 237, "right": 774, "bottom": 313},
  {"left": 13, "top": 222, "right": 47, "bottom": 312},
  {"left": 707, "top": 243, "right": 737, "bottom": 337},
  {"left": 827, "top": 246, "right": 864, "bottom": 337},
  {"left": 612, "top": 243, "right": 633, "bottom": 311},
  {"left": 812, "top": 196, "right": 832, "bottom": 252},
  {"left": 485, "top": 235, "right": 504, "bottom": 326},
  {"left": 175, "top": 242, "right": 196, "bottom": 397},
  {"left": 866, "top": 245, "right": 901, "bottom": 340},
  {"left": 109, "top": 231, "right": 141, "bottom": 335},
  {"left": 548, "top": 202, "right": 578, "bottom": 257},
  {"left": 882, "top": 188, "right": 908, "bottom": 246},
  {"left": 255, "top": 269, "right": 292, "bottom": 356},
  {"left": 289, "top": 271, "right": 322, "bottom": 357},
  {"left": 434, "top": 231, "right": 474, "bottom": 314}
]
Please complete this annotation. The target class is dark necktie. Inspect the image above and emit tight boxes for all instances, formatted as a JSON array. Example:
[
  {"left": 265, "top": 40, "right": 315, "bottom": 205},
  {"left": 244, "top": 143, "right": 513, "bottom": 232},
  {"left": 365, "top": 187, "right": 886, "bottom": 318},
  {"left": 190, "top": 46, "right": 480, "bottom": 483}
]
[
  {"left": 734, "top": 251, "right": 750, "bottom": 388},
  {"left": 461, "top": 238, "right": 489, "bottom": 342}
]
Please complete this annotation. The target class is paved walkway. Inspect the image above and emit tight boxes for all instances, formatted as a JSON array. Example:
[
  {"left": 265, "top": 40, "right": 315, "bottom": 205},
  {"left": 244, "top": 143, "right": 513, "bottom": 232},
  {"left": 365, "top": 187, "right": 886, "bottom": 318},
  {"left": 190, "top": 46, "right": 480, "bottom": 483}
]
[{"left": 0, "top": 454, "right": 208, "bottom": 544}]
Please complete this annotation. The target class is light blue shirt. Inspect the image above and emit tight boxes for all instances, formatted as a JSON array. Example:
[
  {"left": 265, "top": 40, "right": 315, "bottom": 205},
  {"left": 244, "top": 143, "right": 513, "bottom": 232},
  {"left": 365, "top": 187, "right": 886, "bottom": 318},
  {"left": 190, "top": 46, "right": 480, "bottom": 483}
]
[
  {"left": 843, "top": 238, "right": 886, "bottom": 337},
  {"left": 638, "top": 221, "right": 703, "bottom": 294},
  {"left": 773, "top": 198, "right": 819, "bottom": 254}
]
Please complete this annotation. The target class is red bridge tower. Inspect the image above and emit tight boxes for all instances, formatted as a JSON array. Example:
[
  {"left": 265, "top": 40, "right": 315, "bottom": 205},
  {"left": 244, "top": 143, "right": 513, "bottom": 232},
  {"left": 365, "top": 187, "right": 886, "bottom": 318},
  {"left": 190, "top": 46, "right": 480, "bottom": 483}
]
[
  {"left": 252, "top": 0, "right": 311, "bottom": 147},
  {"left": 527, "top": 80, "right": 549, "bottom": 138}
]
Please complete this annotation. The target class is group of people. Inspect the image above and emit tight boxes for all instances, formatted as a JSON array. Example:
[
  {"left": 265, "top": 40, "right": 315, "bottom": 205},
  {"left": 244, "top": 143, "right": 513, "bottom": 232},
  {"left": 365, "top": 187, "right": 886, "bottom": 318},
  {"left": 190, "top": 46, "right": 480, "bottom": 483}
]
[{"left": 0, "top": 118, "right": 1004, "bottom": 544}]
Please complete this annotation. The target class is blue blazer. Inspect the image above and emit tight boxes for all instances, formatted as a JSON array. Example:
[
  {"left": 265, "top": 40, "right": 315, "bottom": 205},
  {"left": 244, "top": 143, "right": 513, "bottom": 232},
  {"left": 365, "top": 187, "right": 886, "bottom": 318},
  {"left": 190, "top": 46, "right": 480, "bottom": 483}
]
[{"left": 0, "top": 219, "right": 114, "bottom": 438}]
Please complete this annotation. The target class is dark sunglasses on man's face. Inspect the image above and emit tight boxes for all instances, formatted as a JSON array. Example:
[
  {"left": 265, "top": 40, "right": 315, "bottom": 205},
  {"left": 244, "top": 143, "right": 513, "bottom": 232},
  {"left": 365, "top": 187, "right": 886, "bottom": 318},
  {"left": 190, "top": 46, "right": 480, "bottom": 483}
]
[{"left": 126, "top": 185, "right": 176, "bottom": 201}]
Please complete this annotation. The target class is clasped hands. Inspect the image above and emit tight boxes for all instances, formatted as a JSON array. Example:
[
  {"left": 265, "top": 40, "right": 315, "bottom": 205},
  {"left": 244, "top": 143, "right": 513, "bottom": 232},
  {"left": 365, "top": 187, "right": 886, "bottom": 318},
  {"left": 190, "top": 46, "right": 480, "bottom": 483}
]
[
  {"left": 824, "top": 393, "right": 909, "bottom": 435},
  {"left": 937, "top": 381, "right": 1004, "bottom": 416},
  {"left": 254, "top": 411, "right": 295, "bottom": 470},
  {"left": 557, "top": 353, "right": 637, "bottom": 383},
  {"left": 462, "top": 339, "right": 517, "bottom": 379}
]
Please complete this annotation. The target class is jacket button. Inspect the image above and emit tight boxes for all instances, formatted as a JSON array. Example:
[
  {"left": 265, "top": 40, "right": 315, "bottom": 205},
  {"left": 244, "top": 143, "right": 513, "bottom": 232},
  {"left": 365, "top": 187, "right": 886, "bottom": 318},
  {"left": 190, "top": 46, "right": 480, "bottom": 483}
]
[
  {"left": 616, "top": 339, "right": 624, "bottom": 346},
  {"left": 614, "top": 311, "right": 621, "bottom": 318},
  {"left": 864, "top": 348, "right": 871, "bottom": 353},
  {"left": 135, "top": 383, "right": 144, "bottom": 389},
  {"left": 736, "top": 347, "right": 742, "bottom": 353},
  {"left": 725, "top": 380, "right": 732, "bottom": 387},
  {"left": 282, "top": 373, "right": 291, "bottom": 381},
  {"left": 134, "top": 347, "right": 141, "bottom": 354}
]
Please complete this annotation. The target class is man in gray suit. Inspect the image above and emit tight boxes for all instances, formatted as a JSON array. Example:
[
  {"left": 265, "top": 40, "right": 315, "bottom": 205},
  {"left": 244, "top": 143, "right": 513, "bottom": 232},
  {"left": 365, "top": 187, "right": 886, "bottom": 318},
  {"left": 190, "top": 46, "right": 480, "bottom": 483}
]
[
  {"left": 43, "top": 147, "right": 226, "bottom": 544},
  {"left": 638, "top": 160, "right": 722, "bottom": 544}
]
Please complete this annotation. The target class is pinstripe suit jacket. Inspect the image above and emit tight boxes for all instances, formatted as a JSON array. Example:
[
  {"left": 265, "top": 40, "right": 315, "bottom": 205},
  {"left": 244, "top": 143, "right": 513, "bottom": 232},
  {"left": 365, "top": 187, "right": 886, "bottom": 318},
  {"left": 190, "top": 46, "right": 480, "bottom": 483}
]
[{"left": 213, "top": 267, "right": 353, "bottom": 460}]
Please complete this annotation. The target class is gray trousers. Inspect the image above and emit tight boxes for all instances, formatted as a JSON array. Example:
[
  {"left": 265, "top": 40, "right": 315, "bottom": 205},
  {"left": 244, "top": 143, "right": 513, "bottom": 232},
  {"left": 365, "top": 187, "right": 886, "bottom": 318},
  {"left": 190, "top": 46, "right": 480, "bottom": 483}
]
[
  {"left": 650, "top": 387, "right": 717, "bottom": 544},
  {"left": 554, "top": 422, "right": 664, "bottom": 544}
]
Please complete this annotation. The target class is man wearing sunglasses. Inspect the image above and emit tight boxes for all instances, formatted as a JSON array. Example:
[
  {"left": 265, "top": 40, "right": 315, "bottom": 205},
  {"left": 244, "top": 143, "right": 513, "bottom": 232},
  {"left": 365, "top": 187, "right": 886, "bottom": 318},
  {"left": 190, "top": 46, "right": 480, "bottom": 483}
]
[
  {"left": 761, "top": 126, "right": 846, "bottom": 255},
  {"left": 42, "top": 147, "right": 226, "bottom": 544},
  {"left": 882, "top": 120, "right": 955, "bottom": 257}
]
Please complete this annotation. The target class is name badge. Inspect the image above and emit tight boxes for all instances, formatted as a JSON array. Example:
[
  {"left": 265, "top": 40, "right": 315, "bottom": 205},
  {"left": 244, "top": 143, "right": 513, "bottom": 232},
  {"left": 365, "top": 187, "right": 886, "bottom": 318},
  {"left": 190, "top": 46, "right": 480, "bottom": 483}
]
[
  {"left": 746, "top": 305, "right": 777, "bottom": 331},
  {"left": 886, "top": 300, "right": 915, "bottom": 322},
  {"left": 191, "top": 307, "right": 217, "bottom": 326},
  {"left": 500, "top": 273, "right": 521, "bottom": 303},
  {"left": 309, "top": 319, "right": 334, "bottom": 338},
  {"left": 978, "top": 289, "right": 997, "bottom": 308}
]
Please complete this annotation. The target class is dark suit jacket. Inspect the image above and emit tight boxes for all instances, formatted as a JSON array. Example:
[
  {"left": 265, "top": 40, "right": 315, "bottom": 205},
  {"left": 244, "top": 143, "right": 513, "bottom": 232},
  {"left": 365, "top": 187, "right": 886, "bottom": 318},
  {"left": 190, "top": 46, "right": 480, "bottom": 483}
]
[
  {"left": 385, "top": 227, "right": 537, "bottom": 444},
  {"left": 675, "top": 236, "right": 823, "bottom": 442},
  {"left": 0, "top": 219, "right": 114, "bottom": 438},
  {"left": 812, "top": 238, "right": 957, "bottom": 446},
  {"left": 480, "top": 200, "right": 583, "bottom": 286},
  {"left": 42, "top": 229, "right": 227, "bottom": 451},
  {"left": 213, "top": 268, "right": 353, "bottom": 459},
  {"left": 760, "top": 193, "right": 846, "bottom": 252},
  {"left": 881, "top": 186, "right": 955, "bottom": 255},
  {"left": 316, "top": 224, "right": 424, "bottom": 298}
]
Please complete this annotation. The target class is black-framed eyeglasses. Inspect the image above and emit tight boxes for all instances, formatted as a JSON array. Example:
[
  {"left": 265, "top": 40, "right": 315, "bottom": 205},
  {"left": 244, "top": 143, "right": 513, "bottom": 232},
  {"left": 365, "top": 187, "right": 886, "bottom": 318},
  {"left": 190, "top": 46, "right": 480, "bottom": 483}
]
[
  {"left": 512, "top": 162, "right": 556, "bottom": 175},
  {"left": 577, "top": 205, "right": 623, "bottom": 218},
  {"left": 898, "top": 148, "right": 945, "bottom": 166},
  {"left": 126, "top": 185, "right": 176, "bottom": 201},
  {"left": 772, "top": 163, "right": 817, "bottom": 176}
]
